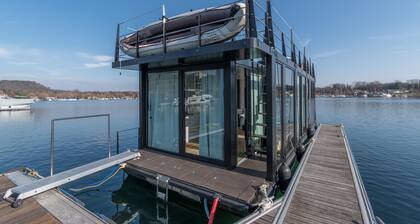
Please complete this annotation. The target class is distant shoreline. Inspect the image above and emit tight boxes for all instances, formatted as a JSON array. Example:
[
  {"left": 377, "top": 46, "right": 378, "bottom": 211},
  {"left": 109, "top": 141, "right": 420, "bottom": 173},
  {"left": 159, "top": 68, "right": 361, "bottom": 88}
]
[
  {"left": 0, "top": 80, "right": 138, "bottom": 100},
  {"left": 316, "top": 95, "right": 420, "bottom": 99}
]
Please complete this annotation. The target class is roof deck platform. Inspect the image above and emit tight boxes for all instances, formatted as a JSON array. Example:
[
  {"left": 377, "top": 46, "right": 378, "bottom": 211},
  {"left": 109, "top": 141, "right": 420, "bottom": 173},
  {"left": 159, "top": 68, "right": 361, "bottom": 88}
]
[
  {"left": 125, "top": 149, "right": 273, "bottom": 215},
  {"left": 239, "top": 124, "right": 377, "bottom": 224},
  {"left": 0, "top": 170, "right": 107, "bottom": 224}
]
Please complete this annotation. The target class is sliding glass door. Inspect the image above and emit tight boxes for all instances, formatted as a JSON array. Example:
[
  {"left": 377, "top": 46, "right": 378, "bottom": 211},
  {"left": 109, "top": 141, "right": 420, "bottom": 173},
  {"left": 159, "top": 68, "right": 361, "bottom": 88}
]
[
  {"left": 147, "top": 71, "right": 179, "bottom": 152},
  {"left": 184, "top": 69, "right": 224, "bottom": 161}
]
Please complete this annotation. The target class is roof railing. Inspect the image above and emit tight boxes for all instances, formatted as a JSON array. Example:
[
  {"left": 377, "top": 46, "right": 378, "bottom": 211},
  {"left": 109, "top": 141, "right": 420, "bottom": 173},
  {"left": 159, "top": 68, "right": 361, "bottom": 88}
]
[{"left": 113, "top": 0, "right": 315, "bottom": 76}]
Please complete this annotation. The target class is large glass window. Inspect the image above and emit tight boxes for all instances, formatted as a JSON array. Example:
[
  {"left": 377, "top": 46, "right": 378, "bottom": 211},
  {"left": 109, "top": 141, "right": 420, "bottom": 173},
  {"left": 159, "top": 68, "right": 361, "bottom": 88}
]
[
  {"left": 301, "top": 78, "right": 307, "bottom": 135},
  {"left": 285, "top": 68, "right": 295, "bottom": 154},
  {"left": 185, "top": 69, "right": 224, "bottom": 160},
  {"left": 147, "top": 71, "right": 179, "bottom": 152},
  {"left": 249, "top": 64, "right": 265, "bottom": 153},
  {"left": 275, "top": 64, "right": 282, "bottom": 160}
]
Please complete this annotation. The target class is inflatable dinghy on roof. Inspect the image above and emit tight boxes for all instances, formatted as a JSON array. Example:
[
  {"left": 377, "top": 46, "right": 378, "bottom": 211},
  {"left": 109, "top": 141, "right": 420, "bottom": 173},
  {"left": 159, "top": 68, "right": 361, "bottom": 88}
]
[{"left": 120, "top": 2, "right": 246, "bottom": 58}]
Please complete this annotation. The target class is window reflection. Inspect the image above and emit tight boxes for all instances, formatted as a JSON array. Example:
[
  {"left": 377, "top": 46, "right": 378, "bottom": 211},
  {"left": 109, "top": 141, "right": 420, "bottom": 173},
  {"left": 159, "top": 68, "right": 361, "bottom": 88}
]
[
  {"left": 185, "top": 69, "right": 224, "bottom": 160},
  {"left": 285, "top": 68, "right": 295, "bottom": 154},
  {"left": 275, "top": 64, "right": 282, "bottom": 158}
]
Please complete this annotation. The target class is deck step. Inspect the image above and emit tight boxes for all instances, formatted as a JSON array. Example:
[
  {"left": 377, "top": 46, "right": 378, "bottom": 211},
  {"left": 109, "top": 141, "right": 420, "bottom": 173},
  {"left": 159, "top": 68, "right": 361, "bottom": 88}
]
[{"left": 2, "top": 150, "right": 140, "bottom": 207}]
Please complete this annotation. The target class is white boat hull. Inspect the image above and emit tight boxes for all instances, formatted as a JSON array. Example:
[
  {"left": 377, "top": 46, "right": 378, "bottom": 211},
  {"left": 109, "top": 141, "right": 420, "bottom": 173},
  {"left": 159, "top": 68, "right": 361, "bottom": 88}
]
[{"left": 0, "top": 99, "right": 34, "bottom": 111}]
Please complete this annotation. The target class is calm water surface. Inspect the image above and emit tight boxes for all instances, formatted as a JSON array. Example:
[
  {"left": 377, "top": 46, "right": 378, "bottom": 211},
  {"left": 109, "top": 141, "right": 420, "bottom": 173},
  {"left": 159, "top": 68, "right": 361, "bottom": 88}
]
[{"left": 1, "top": 99, "right": 419, "bottom": 223}]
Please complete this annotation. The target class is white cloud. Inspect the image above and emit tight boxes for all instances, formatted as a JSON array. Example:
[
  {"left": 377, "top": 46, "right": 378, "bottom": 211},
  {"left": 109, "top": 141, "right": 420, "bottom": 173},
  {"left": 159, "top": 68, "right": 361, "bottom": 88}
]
[
  {"left": 368, "top": 32, "right": 420, "bottom": 41},
  {"left": 0, "top": 48, "right": 11, "bottom": 57},
  {"left": 94, "top": 55, "right": 113, "bottom": 62},
  {"left": 77, "top": 52, "right": 113, "bottom": 69},
  {"left": 84, "top": 62, "right": 109, "bottom": 68},
  {"left": 392, "top": 49, "right": 409, "bottom": 54},
  {"left": 313, "top": 49, "right": 345, "bottom": 59}
]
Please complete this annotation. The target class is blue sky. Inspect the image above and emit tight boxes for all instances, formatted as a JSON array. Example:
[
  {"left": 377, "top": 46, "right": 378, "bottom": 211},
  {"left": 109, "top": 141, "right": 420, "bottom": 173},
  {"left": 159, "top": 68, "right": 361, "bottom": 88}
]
[{"left": 0, "top": 0, "right": 419, "bottom": 90}]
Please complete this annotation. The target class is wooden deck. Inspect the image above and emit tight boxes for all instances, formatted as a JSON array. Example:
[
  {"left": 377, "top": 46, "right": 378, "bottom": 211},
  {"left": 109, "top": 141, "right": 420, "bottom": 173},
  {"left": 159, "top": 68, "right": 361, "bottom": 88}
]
[
  {"left": 125, "top": 149, "right": 272, "bottom": 212},
  {"left": 249, "top": 124, "right": 373, "bottom": 224},
  {"left": 0, "top": 171, "right": 106, "bottom": 224}
]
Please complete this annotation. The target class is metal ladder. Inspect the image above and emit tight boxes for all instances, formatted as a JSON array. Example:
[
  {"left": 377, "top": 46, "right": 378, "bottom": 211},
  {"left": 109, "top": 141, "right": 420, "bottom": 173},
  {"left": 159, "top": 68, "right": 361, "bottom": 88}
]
[
  {"left": 156, "top": 175, "right": 170, "bottom": 223},
  {"left": 156, "top": 174, "right": 170, "bottom": 201}
]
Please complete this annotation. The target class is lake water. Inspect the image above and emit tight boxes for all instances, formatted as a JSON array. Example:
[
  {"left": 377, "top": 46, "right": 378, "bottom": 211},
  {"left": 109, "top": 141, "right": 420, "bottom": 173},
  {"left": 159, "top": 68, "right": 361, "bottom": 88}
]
[{"left": 0, "top": 99, "right": 419, "bottom": 223}]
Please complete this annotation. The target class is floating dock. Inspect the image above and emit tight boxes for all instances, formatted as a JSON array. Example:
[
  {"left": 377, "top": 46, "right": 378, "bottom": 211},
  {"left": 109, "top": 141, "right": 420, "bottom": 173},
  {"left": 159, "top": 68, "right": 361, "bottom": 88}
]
[
  {"left": 239, "top": 124, "right": 379, "bottom": 224},
  {"left": 125, "top": 149, "right": 272, "bottom": 214},
  {"left": 0, "top": 170, "right": 108, "bottom": 224}
]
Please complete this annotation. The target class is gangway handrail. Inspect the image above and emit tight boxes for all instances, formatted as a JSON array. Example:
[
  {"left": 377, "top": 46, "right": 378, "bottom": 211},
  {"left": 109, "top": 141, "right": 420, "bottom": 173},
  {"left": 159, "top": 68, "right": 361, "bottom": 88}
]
[
  {"left": 341, "top": 124, "right": 380, "bottom": 223},
  {"left": 50, "top": 114, "right": 111, "bottom": 176}
]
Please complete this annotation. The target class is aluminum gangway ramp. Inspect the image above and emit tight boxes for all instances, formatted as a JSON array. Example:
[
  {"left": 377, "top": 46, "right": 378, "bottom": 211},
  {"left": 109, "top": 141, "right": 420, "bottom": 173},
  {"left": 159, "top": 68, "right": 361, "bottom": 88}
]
[{"left": 2, "top": 150, "right": 140, "bottom": 207}]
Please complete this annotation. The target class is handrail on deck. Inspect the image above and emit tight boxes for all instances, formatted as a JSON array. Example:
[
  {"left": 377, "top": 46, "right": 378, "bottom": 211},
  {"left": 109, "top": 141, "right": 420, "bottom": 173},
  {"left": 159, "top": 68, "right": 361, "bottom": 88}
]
[
  {"left": 50, "top": 114, "right": 111, "bottom": 176},
  {"left": 116, "top": 127, "right": 139, "bottom": 154}
]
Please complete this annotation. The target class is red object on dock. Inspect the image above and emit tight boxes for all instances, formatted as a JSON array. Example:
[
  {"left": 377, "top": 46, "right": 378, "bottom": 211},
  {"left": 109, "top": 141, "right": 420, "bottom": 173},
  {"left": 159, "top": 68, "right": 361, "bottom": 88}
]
[{"left": 208, "top": 196, "right": 220, "bottom": 224}]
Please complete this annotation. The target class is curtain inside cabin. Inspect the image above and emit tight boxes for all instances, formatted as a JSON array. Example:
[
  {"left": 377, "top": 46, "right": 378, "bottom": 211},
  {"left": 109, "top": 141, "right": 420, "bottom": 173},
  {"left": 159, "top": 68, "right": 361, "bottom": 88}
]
[{"left": 148, "top": 71, "right": 179, "bottom": 152}]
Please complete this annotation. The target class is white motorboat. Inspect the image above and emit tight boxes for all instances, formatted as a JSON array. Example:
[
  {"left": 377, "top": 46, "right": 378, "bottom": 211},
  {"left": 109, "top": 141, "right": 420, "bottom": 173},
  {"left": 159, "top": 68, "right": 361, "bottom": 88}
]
[{"left": 0, "top": 96, "right": 35, "bottom": 111}]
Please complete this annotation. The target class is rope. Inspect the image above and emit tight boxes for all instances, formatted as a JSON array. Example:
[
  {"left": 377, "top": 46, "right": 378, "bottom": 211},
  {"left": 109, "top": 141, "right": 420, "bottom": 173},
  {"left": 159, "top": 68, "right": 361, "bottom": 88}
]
[
  {"left": 68, "top": 164, "right": 126, "bottom": 192},
  {"left": 203, "top": 197, "right": 210, "bottom": 218}
]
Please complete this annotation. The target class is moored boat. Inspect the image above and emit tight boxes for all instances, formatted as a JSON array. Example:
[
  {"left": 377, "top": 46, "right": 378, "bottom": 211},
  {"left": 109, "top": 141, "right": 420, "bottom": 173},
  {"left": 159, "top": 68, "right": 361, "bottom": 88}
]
[{"left": 0, "top": 96, "right": 34, "bottom": 111}]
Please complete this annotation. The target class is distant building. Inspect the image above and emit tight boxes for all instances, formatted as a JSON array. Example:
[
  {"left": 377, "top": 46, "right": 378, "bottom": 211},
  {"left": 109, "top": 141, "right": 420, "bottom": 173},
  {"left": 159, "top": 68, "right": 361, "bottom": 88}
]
[
  {"left": 352, "top": 81, "right": 367, "bottom": 88},
  {"left": 407, "top": 79, "right": 420, "bottom": 84}
]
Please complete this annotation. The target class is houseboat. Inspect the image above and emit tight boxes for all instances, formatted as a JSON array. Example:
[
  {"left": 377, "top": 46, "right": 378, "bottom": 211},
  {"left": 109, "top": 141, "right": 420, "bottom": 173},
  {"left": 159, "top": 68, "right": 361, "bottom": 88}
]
[{"left": 112, "top": 0, "right": 317, "bottom": 216}]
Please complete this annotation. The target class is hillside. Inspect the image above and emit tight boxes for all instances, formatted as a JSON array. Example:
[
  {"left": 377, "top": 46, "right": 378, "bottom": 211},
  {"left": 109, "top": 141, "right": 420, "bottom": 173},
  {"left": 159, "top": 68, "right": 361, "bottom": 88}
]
[
  {"left": 0, "top": 80, "right": 51, "bottom": 97},
  {"left": 0, "top": 80, "right": 138, "bottom": 99}
]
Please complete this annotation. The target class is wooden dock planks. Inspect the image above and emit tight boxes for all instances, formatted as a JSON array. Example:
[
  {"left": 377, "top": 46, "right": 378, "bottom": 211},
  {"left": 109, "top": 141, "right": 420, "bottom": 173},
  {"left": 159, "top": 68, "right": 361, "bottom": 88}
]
[
  {"left": 0, "top": 175, "right": 61, "bottom": 224},
  {"left": 282, "top": 125, "right": 363, "bottom": 224},
  {"left": 126, "top": 149, "right": 271, "bottom": 206},
  {"left": 252, "top": 124, "right": 365, "bottom": 224},
  {"left": 0, "top": 172, "right": 108, "bottom": 224}
]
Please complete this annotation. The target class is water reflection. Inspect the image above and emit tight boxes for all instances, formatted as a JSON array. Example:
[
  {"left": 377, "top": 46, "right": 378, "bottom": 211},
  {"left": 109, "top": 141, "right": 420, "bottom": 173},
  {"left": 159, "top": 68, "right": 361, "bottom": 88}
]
[
  {"left": 110, "top": 176, "right": 240, "bottom": 224},
  {"left": 111, "top": 176, "right": 207, "bottom": 224},
  {"left": 0, "top": 110, "right": 32, "bottom": 122}
]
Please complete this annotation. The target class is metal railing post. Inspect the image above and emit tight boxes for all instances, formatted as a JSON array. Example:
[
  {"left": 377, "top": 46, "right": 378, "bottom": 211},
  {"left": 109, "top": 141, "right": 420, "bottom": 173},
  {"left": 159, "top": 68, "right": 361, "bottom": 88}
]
[
  {"left": 198, "top": 14, "right": 202, "bottom": 47},
  {"left": 116, "top": 131, "right": 120, "bottom": 154},
  {"left": 50, "top": 120, "right": 55, "bottom": 176},
  {"left": 114, "top": 24, "right": 120, "bottom": 62},
  {"left": 162, "top": 5, "right": 167, "bottom": 53},
  {"left": 107, "top": 114, "right": 111, "bottom": 157},
  {"left": 281, "top": 32, "right": 286, "bottom": 57},
  {"left": 136, "top": 31, "right": 140, "bottom": 58}
]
